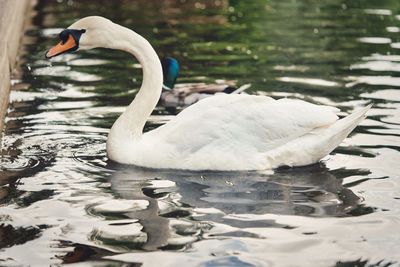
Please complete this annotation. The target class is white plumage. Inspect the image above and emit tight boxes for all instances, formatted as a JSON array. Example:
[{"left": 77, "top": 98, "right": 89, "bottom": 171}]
[
  {"left": 49, "top": 16, "right": 371, "bottom": 171},
  {"left": 114, "top": 94, "right": 369, "bottom": 170}
]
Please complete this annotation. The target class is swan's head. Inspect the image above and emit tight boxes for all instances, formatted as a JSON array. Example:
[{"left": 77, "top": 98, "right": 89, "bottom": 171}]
[{"left": 45, "top": 16, "right": 115, "bottom": 58}]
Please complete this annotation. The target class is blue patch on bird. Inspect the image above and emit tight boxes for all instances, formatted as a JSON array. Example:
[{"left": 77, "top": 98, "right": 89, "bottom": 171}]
[{"left": 161, "top": 57, "right": 179, "bottom": 90}]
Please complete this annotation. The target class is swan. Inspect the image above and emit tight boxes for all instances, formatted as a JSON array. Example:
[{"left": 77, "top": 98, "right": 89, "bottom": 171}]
[
  {"left": 160, "top": 57, "right": 250, "bottom": 108},
  {"left": 45, "top": 16, "right": 371, "bottom": 171}
]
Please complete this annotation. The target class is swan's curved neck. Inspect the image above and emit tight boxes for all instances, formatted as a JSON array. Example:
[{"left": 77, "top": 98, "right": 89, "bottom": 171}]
[{"left": 107, "top": 23, "right": 162, "bottom": 147}]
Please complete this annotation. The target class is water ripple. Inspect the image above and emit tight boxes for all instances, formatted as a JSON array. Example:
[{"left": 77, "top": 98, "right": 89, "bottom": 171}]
[
  {"left": 276, "top": 77, "right": 340, "bottom": 87},
  {"left": 350, "top": 61, "right": 400, "bottom": 72},
  {"left": 2, "top": 0, "right": 400, "bottom": 266},
  {"left": 33, "top": 66, "right": 102, "bottom": 82},
  {"left": 345, "top": 76, "right": 400, "bottom": 87},
  {"left": 358, "top": 37, "right": 392, "bottom": 44},
  {"left": 386, "top": 26, "right": 400, "bottom": 33},
  {"left": 391, "top": 43, "right": 400, "bottom": 49},
  {"left": 364, "top": 9, "right": 392, "bottom": 16}
]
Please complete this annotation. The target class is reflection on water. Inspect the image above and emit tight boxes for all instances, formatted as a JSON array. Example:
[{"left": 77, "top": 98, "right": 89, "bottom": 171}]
[
  {"left": 106, "top": 164, "right": 361, "bottom": 251},
  {"left": 1, "top": 0, "right": 400, "bottom": 266}
]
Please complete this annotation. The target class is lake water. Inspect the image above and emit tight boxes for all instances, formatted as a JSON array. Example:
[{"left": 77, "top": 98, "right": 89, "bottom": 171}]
[{"left": 1, "top": 0, "right": 400, "bottom": 266}]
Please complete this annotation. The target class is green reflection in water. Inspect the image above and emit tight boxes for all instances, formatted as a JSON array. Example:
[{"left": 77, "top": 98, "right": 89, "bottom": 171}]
[{"left": 33, "top": 0, "right": 400, "bottom": 110}]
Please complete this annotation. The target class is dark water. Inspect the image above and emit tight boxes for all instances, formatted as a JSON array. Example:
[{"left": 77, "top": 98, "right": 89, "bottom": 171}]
[{"left": 1, "top": 0, "right": 400, "bottom": 266}]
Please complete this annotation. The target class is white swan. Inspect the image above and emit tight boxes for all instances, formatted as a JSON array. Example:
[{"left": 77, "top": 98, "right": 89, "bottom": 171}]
[{"left": 46, "top": 16, "right": 371, "bottom": 171}]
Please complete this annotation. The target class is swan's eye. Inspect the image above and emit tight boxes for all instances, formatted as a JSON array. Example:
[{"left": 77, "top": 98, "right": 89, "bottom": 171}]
[
  {"left": 58, "top": 29, "right": 86, "bottom": 44},
  {"left": 59, "top": 30, "right": 70, "bottom": 44}
]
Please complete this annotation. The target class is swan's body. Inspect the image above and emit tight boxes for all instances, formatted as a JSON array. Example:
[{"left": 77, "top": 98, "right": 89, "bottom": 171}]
[
  {"left": 46, "top": 16, "right": 371, "bottom": 171},
  {"left": 160, "top": 57, "right": 249, "bottom": 108}
]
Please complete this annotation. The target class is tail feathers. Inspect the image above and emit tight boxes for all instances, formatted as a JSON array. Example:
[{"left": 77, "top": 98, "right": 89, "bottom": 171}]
[
  {"left": 312, "top": 103, "right": 372, "bottom": 161},
  {"left": 309, "top": 104, "right": 372, "bottom": 162},
  {"left": 266, "top": 104, "right": 372, "bottom": 168},
  {"left": 326, "top": 104, "right": 372, "bottom": 143}
]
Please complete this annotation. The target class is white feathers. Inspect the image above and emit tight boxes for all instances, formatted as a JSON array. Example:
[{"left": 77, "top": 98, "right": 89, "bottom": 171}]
[
  {"left": 131, "top": 95, "right": 368, "bottom": 170},
  {"left": 66, "top": 16, "right": 370, "bottom": 171}
]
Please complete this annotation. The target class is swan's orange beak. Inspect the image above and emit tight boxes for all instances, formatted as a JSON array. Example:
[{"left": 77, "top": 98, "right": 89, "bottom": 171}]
[{"left": 46, "top": 34, "right": 77, "bottom": 58}]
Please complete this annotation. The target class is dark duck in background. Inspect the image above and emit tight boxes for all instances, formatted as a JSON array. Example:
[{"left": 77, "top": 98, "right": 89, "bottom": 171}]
[{"left": 160, "top": 57, "right": 250, "bottom": 110}]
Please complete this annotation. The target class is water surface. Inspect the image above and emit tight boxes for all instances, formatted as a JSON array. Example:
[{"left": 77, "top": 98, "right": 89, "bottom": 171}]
[{"left": 1, "top": 0, "right": 400, "bottom": 266}]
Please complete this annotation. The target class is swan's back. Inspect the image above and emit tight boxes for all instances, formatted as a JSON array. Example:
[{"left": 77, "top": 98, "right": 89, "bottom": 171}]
[{"left": 130, "top": 94, "right": 363, "bottom": 170}]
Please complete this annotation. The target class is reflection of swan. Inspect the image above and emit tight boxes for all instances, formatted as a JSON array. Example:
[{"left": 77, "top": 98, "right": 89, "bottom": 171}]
[
  {"left": 107, "top": 163, "right": 361, "bottom": 249},
  {"left": 46, "top": 16, "right": 371, "bottom": 170},
  {"left": 111, "top": 163, "right": 360, "bottom": 216},
  {"left": 160, "top": 57, "right": 250, "bottom": 109}
]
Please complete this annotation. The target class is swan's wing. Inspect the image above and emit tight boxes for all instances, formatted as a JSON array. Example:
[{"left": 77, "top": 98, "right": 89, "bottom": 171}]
[
  {"left": 156, "top": 94, "right": 338, "bottom": 138},
  {"left": 142, "top": 94, "right": 339, "bottom": 169}
]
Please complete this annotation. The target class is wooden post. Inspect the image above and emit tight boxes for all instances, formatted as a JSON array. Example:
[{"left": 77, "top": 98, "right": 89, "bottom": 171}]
[{"left": 0, "top": 0, "right": 29, "bottom": 140}]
